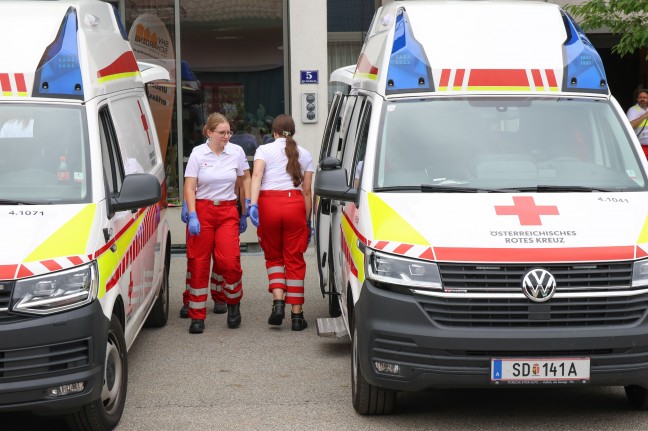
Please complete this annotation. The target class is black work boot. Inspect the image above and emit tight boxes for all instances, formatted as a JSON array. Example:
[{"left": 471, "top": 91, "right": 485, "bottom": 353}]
[
  {"left": 268, "top": 300, "right": 285, "bottom": 326},
  {"left": 291, "top": 311, "right": 308, "bottom": 331},
  {"left": 189, "top": 319, "right": 204, "bottom": 334},
  {"left": 213, "top": 300, "right": 227, "bottom": 314},
  {"left": 179, "top": 304, "right": 189, "bottom": 319},
  {"left": 227, "top": 303, "right": 241, "bottom": 329}
]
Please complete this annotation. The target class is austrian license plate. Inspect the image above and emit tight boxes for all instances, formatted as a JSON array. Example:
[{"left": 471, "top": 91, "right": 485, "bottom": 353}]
[{"left": 491, "top": 358, "right": 590, "bottom": 384}]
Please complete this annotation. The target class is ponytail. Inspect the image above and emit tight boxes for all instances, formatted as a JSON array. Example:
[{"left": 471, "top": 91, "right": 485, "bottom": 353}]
[{"left": 272, "top": 114, "right": 303, "bottom": 187}]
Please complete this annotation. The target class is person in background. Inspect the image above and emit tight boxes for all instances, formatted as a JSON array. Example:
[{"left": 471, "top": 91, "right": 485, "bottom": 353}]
[
  {"left": 627, "top": 89, "right": 648, "bottom": 158},
  {"left": 248, "top": 114, "right": 314, "bottom": 331},
  {"left": 229, "top": 120, "right": 258, "bottom": 164},
  {"left": 183, "top": 113, "right": 250, "bottom": 334}
]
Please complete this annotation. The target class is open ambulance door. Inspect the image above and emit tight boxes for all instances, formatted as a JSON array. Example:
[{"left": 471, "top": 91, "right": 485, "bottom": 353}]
[
  {"left": 138, "top": 62, "right": 171, "bottom": 84},
  {"left": 316, "top": 91, "right": 346, "bottom": 296}
]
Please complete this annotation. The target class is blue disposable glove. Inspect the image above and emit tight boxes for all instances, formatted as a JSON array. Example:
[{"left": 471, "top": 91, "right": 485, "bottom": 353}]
[
  {"left": 181, "top": 200, "right": 189, "bottom": 224},
  {"left": 249, "top": 204, "right": 259, "bottom": 227},
  {"left": 239, "top": 213, "right": 248, "bottom": 234},
  {"left": 307, "top": 220, "right": 313, "bottom": 245},
  {"left": 188, "top": 211, "right": 200, "bottom": 236},
  {"left": 244, "top": 198, "right": 251, "bottom": 216}
]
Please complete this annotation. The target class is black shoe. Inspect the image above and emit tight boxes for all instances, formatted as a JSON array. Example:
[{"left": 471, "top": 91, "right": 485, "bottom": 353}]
[
  {"left": 291, "top": 311, "right": 308, "bottom": 331},
  {"left": 179, "top": 304, "right": 189, "bottom": 319},
  {"left": 227, "top": 303, "right": 241, "bottom": 329},
  {"left": 189, "top": 319, "right": 204, "bottom": 334},
  {"left": 213, "top": 301, "right": 227, "bottom": 314},
  {"left": 268, "top": 300, "right": 285, "bottom": 326}
]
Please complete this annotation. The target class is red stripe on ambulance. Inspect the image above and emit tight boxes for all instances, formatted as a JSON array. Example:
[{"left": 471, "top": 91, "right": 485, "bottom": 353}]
[
  {"left": 0, "top": 265, "right": 17, "bottom": 280},
  {"left": 14, "top": 73, "right": 27, "bottom": 95},
  {"left": 0, "top": 73, "right": 10, "bottom": 95},
  {"left": 434, "top": 246, "right": 635, "bottom": 263}
]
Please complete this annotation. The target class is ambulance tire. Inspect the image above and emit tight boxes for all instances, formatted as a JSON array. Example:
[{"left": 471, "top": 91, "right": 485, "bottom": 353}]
[
  {"left": 66, "top": 314, "right": 128, "bottom": 431},
  {"left": 327, "top": 250, "right": 341, "bottom": 317},
  {"left": 351, "top": 313, "right": 396, "bottom": 415},
  {"left": 145, "top": 253, "right": 170, "bottom": 328},
  {"left": 625, "top": 385, "right": 648, "bottom": 409}
]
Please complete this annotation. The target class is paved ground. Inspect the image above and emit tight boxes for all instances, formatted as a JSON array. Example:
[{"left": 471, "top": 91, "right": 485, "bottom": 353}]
[{"left": 4, "top": 249, "right": 648, "bottom": 430}]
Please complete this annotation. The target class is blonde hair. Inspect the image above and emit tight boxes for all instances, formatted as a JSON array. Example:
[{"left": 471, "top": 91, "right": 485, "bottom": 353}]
[{"left": 203, "top": 113, "right": 229, "bottom": 137}]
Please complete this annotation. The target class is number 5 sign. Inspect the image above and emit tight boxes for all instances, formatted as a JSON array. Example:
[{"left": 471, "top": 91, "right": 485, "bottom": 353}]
[{"left": 300, "top": 70, "right": 319, "bottom": 84}]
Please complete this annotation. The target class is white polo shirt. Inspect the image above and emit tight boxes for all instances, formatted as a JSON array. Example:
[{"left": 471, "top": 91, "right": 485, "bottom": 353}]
[
  {"left": 254, "top": 137, "right": 314, "bottom": 190},
  {"left": 185, "top": 142, "right": 248, "bottom": 200}
]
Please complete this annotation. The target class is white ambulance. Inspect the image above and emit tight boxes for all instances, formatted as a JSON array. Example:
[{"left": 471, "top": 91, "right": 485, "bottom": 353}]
[
  {"left": 315, "top": 0, "right": 648, "bottom": 415},
  {"left": 0, "top": 1, "right": 170, "bottom": 429}
]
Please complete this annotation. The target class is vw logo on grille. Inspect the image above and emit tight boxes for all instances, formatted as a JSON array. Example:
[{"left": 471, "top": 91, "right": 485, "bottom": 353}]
[{"left": 522, "top": 268, "right": 556, "bottom": 302}]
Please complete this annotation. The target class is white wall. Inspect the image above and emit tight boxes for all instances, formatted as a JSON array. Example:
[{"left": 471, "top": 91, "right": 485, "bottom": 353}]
[{"left": 288, "top": 0, "right": 328, "bottom": 163}]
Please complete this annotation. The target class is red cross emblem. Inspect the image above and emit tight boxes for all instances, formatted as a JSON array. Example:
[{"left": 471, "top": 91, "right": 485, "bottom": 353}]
[{"left": 495, "top": 196, "right": 559, "bottom": 226}]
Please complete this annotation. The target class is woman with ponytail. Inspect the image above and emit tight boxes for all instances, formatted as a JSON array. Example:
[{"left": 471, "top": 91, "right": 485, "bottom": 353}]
[{"left": 248, "top": 114, "right": 314, "bottom": 331}]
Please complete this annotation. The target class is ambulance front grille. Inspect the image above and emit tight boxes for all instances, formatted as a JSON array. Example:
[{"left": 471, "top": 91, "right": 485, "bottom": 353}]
[
  {"left": 420, "top": 294, "right": 648, "bottom": 327},
  {"left": 0, "top": 339, "right": 90, "bottom": 380},
  {"left": 438, "top": 262, "right": 634, "bottom": 293},
  {"left": 426, "top": 262, "right": 641, "bottom": 327},
  {"left": 0, "top": 280, "right": 12, "bottom": 318}
]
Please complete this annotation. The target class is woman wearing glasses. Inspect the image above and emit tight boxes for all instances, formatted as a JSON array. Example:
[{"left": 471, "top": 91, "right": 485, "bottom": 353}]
[
  {"left": 248, "top": 114, "right": 314, "bottom": 331},
  {"left": 183, "top": 112, "right": 250, "bottom": 334}
]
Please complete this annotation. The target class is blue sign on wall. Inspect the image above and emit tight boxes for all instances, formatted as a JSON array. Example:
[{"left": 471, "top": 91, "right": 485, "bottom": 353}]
[{"left": 300, "top": 70, "right": 319, "bottom": 84}]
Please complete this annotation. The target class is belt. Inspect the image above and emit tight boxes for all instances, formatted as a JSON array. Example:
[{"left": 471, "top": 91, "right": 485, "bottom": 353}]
[
  {"left": 259, "top": 190, "right": 302, "bottom": 197},
  {"left": 197, "top": 199, "right": 237, "bottom": 206}
]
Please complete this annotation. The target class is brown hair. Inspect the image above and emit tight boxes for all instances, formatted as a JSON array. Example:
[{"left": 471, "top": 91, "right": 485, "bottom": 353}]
[
  {"left": 203, "top": 113, "right": 229, "bottom": 138},
  {"left": 272, "top": 114, "right": 303, "bottom": 187}
]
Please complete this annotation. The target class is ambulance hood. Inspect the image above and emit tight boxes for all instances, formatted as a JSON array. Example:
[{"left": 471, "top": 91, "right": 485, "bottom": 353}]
[
  {"left": 0, "top": 204, "right": 97, "bottom": 280},
  {"left": 366, "top": 193, "right": 648, "bottom": 263}
]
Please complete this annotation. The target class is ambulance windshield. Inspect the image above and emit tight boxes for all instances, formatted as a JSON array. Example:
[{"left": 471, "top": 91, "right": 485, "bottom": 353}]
[
  {"left": 0, "top": 104, "right": 90, "bottom": 204},
  {"left": 375, "top": 97, "right": 645, "bottom": 192}
]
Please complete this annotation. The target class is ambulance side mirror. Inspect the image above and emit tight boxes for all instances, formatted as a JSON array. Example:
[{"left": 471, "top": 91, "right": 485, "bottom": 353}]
[
  {"left": 315, "top": 158, "right": 357, "bottom": 202},
  {"left": 111, "top": 173, "right": 161, "bottom": 214}
]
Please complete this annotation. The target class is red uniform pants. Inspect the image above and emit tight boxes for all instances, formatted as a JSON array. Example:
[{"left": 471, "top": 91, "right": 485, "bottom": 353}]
[
  {"left": 187, "top": 199, "right": 243, "bottom": 320},
  {"left": 183, "top": 227, "right": 226, "bottom": 306},
  {"left": 257, "top": 190, "right": 309, "bottom": 305}
]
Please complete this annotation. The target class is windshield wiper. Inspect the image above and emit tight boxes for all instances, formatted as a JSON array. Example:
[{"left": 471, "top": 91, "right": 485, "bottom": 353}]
[
  {"left": 0, "top": 199, "right": 47, "bottom": 205},
  {"left": 420, "top": 184, "right": 503, "bottom": 193},
  {"left": 503, "top": 185, "right": 619, "bottom": 193},
  {"left": 375, "top": 185, "right": 495, "bottom": 193}
]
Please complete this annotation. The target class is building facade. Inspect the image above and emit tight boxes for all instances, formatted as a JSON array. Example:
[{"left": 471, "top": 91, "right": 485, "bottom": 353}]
[{"left": 110, "top": 0, "right": 646, "bottom": 245}]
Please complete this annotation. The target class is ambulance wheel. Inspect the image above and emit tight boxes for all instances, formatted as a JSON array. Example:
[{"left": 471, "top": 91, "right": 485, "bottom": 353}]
[
  {"left": 328, "top": 251, "right": 341, "bottom": 317},
  {"left": 351, "top": 314, "right": 396, "bottom": 415},
  {"left": 145, "top": 256, "right": 170, "bottom": 328},
  {"left": 66, "top": 315, "right": 128, "bottom": 431},
  {"left": 625, "top": 385, "right": 648, "bottom": 409}
]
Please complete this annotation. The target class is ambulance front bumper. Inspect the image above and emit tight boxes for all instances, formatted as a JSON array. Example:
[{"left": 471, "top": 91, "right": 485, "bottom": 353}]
[
  {"left": 355, "top": 280, "right": 648, "bottom": 391},
  {"left": 0, "top": 300, "right": 108, "bottom": 414}
]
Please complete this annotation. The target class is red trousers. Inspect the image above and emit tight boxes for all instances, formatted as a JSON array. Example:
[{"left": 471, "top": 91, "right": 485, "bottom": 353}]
[
  {"left": 183, "top": 266, "right": 226, "bottom": 306},
  {"left": 186, "top": 200, "right": 243, "bottom": 320},
  {"left": 257, "top": 190, "right": 309, "bottom": 305}
]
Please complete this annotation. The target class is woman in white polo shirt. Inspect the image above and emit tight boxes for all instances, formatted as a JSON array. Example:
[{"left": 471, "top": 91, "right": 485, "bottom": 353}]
[
  {"left": 249, "top": 114, "right": 314, "bottom": 331},
  {"left": 184, "top": 113, "right": 250, "bottom": 334}
]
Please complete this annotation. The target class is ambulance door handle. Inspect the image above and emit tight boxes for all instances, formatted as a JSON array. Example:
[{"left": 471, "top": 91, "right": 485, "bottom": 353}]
[{"left": 330, "top": 203, "right": 338, "bottom": 213}]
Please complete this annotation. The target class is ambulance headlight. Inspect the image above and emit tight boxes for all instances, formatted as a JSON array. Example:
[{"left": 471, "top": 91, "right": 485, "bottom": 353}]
[
  {"left": 632, "top": 259, "right": 648, "bottom": 287},
  {"left": 366, "top": 250, "right": 442, "bottom": 290},
  {"left": 12, "top": 262, "right": 98, "bottom": 315}
]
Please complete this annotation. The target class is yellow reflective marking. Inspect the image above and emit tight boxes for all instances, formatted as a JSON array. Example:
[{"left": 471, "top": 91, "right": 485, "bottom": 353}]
[
  {"left": 96, "top": 212, "right": 145, "bottom": 299},
  {"left": 341, "top": 211, "right": 365, "bottom": 283},
  {"left": 26, "top": 204, "right": 96, "bottom": 261},
  {"left": 368, "top": 193, "right": 429, "bottom": 245},
  {"left": 637, "top": 214, "right": 648, "bottom": 244}
]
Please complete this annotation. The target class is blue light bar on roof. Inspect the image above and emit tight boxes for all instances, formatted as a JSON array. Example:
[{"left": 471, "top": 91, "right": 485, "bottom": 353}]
[
  {"left": 385, "top": 8, "right": 434, "bottom": 94},
  {"left": 561, "top": 11, "right": 608, "bottom": 94},
  {"left": 33, "top": 7, "right": 84, "bottom": 100}
]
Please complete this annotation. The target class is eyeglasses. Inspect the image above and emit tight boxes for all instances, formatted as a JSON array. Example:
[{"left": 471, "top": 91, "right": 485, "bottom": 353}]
[{"left": 213, "top": 130, "right": 233, "bottom": 136}]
